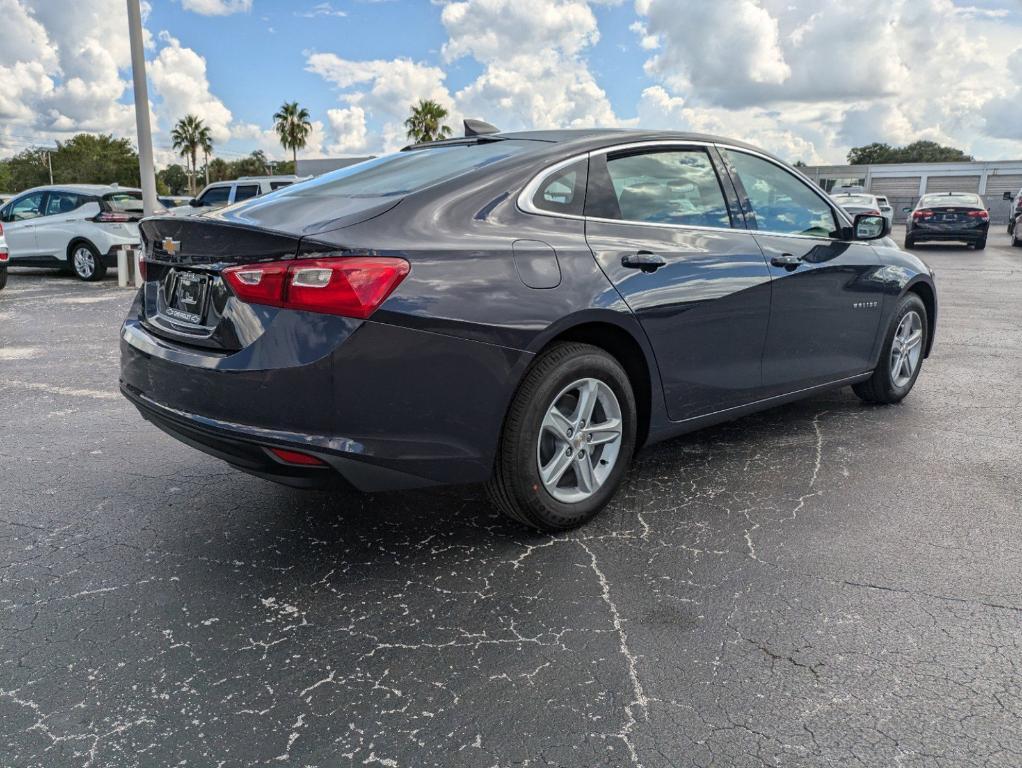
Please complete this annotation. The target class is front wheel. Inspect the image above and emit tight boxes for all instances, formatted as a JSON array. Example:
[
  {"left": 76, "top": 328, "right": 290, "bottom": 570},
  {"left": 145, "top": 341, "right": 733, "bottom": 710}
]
[
  {"left": 853, "top": 293, "right": 928, "bottom": 405},
  {"left": 69, "top": 242, "right": 106, "bottom": 282},
  {"left": 486, "top": 342, "right": 637, "bottom": 530}
]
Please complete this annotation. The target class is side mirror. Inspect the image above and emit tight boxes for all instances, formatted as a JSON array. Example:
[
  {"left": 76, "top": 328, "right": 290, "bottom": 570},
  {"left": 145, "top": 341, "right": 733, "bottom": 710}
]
[
  {"left": 854, "top": 213, "right": 887, "bottom": 241},
  {"left": 1004, "top": 191, "right": 1015, "bottom": 201},
  {"left": 189, "top": 198, "right": 204, "bottom": 207}
]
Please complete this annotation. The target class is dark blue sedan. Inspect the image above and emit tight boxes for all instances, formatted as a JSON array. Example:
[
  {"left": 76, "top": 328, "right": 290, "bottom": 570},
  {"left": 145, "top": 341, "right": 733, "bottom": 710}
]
[{"left": 120, "top": 128, "right": 937, "bottom": 529}]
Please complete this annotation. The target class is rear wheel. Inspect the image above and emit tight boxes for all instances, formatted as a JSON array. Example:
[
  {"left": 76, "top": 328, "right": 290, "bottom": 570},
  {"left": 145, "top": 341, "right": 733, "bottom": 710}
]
[
  {"left": 68, "top": 241, "right": 106, "bottom": 281},
  {"left": 486, "top": 342, "right": 637, "bottom": 530},
  {"left": 904, "top": 236, "right": 915, "bottom": 249},
  {"left": 0, "top": 266, "right": 7, "bottom": 290},
  {"left": 1013, "top": 227, "right": 1022, "bottom": 247},
  {"left": 973, "top": 237, "right": 987, "bottom": 250},
  {"left": 853, "top": 293, "right": 928, "bottom": 405}
]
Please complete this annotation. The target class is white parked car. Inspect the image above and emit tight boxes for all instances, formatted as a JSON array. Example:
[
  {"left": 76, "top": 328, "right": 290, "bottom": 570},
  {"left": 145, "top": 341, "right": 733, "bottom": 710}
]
[
  {"left": 0, "top": 184, "right": 149, "bottom": 281},
  {"left": 0, "top": 222, "right": 8, "bottom": 291},
  {"left": 166, "top": 176, "right": 306, "bottom": 217},
  {"left": 831, "top": 192, "right": 893, "bottom": 229}
]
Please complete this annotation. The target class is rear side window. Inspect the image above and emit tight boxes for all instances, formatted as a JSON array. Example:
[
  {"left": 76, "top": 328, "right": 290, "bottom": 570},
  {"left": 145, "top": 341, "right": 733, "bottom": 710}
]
[
  {"left": 723, "top": 149, "right": 838, "bottom": 238},
  {"left": 588, "top": 148, "right": 732, "bottom": 228},
  {"left": 531, "top": 159, "right": 587, "bottom": 216},
  {"left": 280, "top": 140, "right": 534, "bottom": 199},
  {"left": 269, "top": 181, "right": 292, "bottom": 190},
  {"left": 197, "top": 186, "right": 231, "bottom": 206},
  {"left": 234, "top": 184, "right": 259, "bottom": 202},
  {"left": 45, "top": 192, "right": 85, "bottom": 216}
]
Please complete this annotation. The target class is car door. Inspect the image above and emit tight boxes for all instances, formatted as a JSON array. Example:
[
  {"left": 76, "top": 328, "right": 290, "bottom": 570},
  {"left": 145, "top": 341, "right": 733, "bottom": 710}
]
[
  {"left": 2, "top": 192, "right": 46, "bottom": 260},
  {"left": 34, "top": 191, "right": 87, "bottom": 258},
  {"left": 720, "top": 148, "right": 886, "bottom": 393},
  {"left": 584, "top": 144, "right": 773, "bottom": 421}
]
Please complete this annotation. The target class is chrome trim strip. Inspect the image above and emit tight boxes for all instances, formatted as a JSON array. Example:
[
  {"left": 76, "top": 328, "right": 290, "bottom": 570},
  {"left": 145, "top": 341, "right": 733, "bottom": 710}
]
[{"left": 517, "top": 153, "right": 589, "bottom": 220}]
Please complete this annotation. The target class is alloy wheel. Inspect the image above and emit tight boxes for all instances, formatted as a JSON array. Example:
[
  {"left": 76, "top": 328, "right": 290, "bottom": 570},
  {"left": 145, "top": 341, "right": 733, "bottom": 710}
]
[
  {"left": 73, "top": 247, "right": 95, "bottom": 279},
  {"left": 536, "top": 377, "right": 623, "bottom": 504},
  {"left": 890, "top": 310, "right": 923, "bottom": 388}
]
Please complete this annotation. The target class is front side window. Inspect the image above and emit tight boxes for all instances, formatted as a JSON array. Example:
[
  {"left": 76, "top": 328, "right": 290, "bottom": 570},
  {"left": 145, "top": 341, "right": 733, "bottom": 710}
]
[
  {"left": 198, "top": 186, "right": 231, "bottom": 206},
  {"left": 592, "top": 149, "right": 731, "bottom": 228},
  {"left": 233, "top": 184, "right": 260, "bottom": 202},
  {"left": 723, "top": 150, "right": 838, "bottom": 238},
  {"left": 8, "top": 192, "right": 45, "bottom": 222},
  {"left": 531, "top": 159, "right": 586, "bottom": 216},
  {"left": 44, "top": 191, "right": 84, "bottom": 216}
]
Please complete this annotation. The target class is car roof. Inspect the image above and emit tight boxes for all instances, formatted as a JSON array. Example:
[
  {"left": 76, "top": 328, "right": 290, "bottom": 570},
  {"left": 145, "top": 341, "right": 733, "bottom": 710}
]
[{"left": 17, "top": 184, "right": 141, "bottom": 195}]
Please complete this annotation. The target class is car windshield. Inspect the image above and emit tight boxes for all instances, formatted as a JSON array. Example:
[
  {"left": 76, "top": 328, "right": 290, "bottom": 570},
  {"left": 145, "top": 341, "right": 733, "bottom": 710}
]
[
  {"left": 919, "top": 193, "right": 982, "bottom": 208},
  {"left": 277, "top": 140, "right": 535, "bottom": 199},
  {"left": 103, "top": 190, "right": 144, "bottom": 212},
  {"left": 835, "top": 195, "right": 874, "bottom": 207}
]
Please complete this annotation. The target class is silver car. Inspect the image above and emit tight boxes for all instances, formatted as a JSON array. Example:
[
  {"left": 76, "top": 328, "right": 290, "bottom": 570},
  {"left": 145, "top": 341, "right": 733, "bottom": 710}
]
[{"left": 831, "top": 192, "right": 893, "bottom": 229}]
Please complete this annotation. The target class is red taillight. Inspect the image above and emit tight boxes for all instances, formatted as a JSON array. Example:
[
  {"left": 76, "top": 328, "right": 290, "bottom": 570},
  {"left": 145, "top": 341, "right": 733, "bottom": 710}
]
[
  {"left": 912, "top": 209, "right": 933, "bottom": 219},
  {"left": 93, "top": 211, "right": 133, "bottom": 223},
  {"left": 137, "top": 255, "right": 147, "bottom": 281},
  {"left": 269, "top": 447, "right": 325, "bottom": 466},
  {"left": 0, "top": 249, "right": 8, "bottom": 263},
  {"left": 223, "top": 256, "right": 409, "bottom": 319},
  {"left": 967, "top": 210, "right": 989, "bottom": 220}
]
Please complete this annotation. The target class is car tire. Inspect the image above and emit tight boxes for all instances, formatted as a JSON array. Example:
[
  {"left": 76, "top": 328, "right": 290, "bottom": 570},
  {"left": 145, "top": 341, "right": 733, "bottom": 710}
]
[
  {"left": 973, "top": 237, "right": 986, "bottom": 250},
  {"left": 1013, "top": 228, "right": 1022, "bottom": 248},
  {"left": 0, "top": 266, "right": 7, "bottom": 291},
  {"left": 486, "top": 342, "right": 637, "bottom": 531},
  {"left": 904, "top": 236, "right": 915, "bottom": 249},
  {"left": 1007, "top": 221, "right": 1014, "bottom": 236},
  {"left": 68, "top": 241, "right": 106, "bottom": 282},
  {"left": 853, "top": 293, "right": 928, "bottom": 406}
]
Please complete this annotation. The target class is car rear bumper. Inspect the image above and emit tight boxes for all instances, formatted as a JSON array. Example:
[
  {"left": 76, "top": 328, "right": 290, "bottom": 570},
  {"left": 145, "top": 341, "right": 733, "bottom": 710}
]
[
  {"left": 908, "top": 222, "right": 988, "bottom": 242},
  {"left": 119, "top": 294, "right": 529, "bottom": 492}
]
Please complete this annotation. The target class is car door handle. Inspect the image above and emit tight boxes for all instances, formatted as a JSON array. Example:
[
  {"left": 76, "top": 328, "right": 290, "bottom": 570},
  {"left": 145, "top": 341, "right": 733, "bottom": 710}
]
[
  {"left": 621, "top": 251, "right": 667, "bottom": 272},
  {"left": 770, "top": 253, "right": 803, "bottom": 268}
]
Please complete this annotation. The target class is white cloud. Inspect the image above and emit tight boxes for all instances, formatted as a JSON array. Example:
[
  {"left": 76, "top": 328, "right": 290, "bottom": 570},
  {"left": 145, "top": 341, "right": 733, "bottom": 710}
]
[
  {"left": 326, "top": 107, "right": 369, "bottom": 153},
  {"left": 149, "top": 32, "right": 233, "bottom": 144},
  {"left": 296, "top": 2, "right": 346, "bottom": 18},
  {"left": 180, "top": 0, "right": 252, "bottom": 16}
]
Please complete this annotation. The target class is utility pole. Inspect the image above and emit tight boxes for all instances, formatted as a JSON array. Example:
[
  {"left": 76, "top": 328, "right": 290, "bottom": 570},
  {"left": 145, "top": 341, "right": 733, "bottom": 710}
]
[{"left": 126, "top": 0, "right": 158, "bottom": 217}]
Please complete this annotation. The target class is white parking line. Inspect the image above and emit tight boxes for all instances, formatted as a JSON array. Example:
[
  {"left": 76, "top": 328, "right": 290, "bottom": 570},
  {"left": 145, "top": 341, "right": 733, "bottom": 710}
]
[{"left": 4, "top": 380, "right": 119, "bottom": 401}]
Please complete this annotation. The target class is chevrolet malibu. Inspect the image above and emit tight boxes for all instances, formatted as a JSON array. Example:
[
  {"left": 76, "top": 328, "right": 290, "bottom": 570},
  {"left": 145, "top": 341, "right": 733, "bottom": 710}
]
[{"left": 121, "top": 129, "right": 938, "bottom": 530}]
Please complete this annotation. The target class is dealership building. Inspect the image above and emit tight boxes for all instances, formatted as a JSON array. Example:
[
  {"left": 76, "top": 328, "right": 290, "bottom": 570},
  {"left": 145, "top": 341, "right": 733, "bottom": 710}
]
[{"left": 803, "top": 159, "right": 1022, "bottom": 224}]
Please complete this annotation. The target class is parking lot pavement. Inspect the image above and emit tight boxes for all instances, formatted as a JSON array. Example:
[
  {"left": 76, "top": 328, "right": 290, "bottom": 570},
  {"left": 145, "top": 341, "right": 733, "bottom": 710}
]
[{"left": 1, "top": 228, "right": 1020, "bottom": 767}]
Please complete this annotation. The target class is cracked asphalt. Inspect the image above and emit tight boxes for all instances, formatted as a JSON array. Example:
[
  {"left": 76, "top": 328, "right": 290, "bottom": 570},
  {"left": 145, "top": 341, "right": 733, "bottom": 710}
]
[{"left": 1, "top": 228, "right": 1020, "bottom": 767}]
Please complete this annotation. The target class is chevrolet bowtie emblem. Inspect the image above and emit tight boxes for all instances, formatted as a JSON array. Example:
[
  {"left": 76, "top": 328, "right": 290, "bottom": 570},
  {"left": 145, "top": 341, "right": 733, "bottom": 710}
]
[{"left": 162, "top": 238, "right": 180, "bottom": 255}]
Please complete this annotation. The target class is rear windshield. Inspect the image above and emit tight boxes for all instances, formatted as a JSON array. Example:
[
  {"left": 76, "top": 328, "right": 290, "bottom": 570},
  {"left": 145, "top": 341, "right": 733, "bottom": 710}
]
[
  {"left": 835, "top": 195, "right": 874, "bottom": 207},
  {"left": 102, "top": 190, "right": 144, "bottom": 212},
  {"left": 277, "top": 140, "right": 535, "bottom": 199},
  {"left": 919, "top": 193, "right": 982, "bottom": 208}
]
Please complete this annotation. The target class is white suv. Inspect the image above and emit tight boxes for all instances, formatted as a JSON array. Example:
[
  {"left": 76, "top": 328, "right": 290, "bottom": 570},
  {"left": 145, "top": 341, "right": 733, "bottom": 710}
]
[
  {"left": 167, "top": 175, "right": 305, "bottom": 217},
  {"left": 0, "top": 184, "right": 148, "bottom": 281}
]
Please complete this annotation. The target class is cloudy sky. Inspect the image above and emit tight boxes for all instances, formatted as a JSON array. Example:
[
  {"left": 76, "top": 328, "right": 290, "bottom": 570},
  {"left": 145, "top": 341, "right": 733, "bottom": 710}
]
[{"left": 2, "top": 0, "right": 1022, "bottom": 167}]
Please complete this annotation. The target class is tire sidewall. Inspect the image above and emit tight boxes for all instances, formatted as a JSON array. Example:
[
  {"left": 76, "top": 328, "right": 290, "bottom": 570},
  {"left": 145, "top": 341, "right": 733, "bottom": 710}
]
[
  {"left": 878, "top": 294, "right": 928, "bottom": 402},
  {"left": 511, "top": 350, "right": 637, "bottom": 528}
]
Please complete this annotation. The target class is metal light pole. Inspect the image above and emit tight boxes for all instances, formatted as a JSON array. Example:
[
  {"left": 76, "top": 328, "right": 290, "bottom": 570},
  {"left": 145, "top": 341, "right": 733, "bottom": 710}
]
[{"left": 126, "top": 0, "right": 158, "bottom": 218}]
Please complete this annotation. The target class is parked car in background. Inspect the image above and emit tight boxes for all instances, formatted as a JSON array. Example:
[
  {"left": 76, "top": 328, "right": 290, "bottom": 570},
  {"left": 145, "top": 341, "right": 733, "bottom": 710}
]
[
  {"left": 159, "top": 195, "right": 192, "bottom": 209},
  {"left": 165, "top": 176, "right": 305, "bottom": 217},
  {"left": 904, "top": 192, "right": 989, "bottom": 250},
  {"left": 1011, "top": 210, "right": 1022, "bottom": 247},
  {"left": 121, "top": 129, "right": 937, "bottom": 530},
  {"left": 831, "top": 192, "right": 893, "bottom": 229},
  {"left": 0, "top": 223, "right": 8, "bottom": 290},
  {"left": 0, "top": 184, "right": 151, "bottom": 280},
  {"left": 1005, "top": 188, "right": 1022, "bottom": 235}
]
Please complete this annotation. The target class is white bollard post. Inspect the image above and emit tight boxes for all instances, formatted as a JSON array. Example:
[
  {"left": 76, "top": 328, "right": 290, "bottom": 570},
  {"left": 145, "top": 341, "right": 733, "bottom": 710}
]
[{"left": 117, "top": 246, "right": 130, "bottom": 288}]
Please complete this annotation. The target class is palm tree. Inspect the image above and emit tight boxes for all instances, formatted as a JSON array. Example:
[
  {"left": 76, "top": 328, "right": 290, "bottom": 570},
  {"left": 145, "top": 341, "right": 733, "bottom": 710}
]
[
  {"left": 273, "top": 101, "right": 312, "bottom": 165},
  {"left": 404, "top": 99, "right": 452, "bottom": 144},
  {"left": 197, "top": 123, "right": 213, "bottom": 188},
  {"left": 171, "top": 114, "right": 205, "bottom": 194}
]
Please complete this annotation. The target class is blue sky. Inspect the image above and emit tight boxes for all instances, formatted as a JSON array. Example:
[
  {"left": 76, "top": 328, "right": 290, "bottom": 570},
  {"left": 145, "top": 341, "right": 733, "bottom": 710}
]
[{"left": 3, "top": 0, "right": 1022, "bottom": 166}]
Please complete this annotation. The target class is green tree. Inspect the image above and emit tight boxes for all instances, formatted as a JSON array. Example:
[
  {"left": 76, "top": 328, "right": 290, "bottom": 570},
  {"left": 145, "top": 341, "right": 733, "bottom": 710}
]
[
  {"left": 198, "top": 123, "right": 213, "bottom": 187},
  {"left": 273, "top": 101, "right": 312, "bottom": 165},
  {"left": 848, "top": 140, "right": 973, "bottom": 165},
  {"left": 171, "top": 114, "right": 206, "bottom": 193},
  {"left": 158, "top": 164, "right": 189, "bottom": 195},
  {"left": 404, "top": 99, "right": 452, "bottom": 144},
  {"left": 0, "top": 134, "right": 139, "bottom": 192},
  {"left": 207, "top": 157, "right": 231, "bottom": 183}
]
